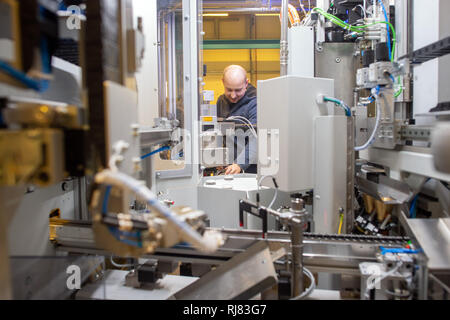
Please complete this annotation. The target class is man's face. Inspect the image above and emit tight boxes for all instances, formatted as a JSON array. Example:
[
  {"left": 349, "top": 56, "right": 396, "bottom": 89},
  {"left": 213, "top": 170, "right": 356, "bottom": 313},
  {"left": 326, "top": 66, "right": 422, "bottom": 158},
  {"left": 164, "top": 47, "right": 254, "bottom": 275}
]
[{"left": 223, "top": 77, "right": 248, "bottom": 104}]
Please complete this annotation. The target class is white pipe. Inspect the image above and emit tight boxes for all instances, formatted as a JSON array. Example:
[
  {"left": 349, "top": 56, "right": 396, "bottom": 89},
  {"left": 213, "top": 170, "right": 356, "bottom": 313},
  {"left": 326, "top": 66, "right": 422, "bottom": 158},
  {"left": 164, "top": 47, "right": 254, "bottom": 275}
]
[
  {"left": 95, "top": 170, "right": 224, "bottom": 253},
  {"left": 355, "top": 88, "right": 382, "bottom": 151},
  {"left": 280, "top": 0, "right": 289, "bottom": 76},
  {"left": 290, "top": 267, "right": 316, "bottom": 300}
]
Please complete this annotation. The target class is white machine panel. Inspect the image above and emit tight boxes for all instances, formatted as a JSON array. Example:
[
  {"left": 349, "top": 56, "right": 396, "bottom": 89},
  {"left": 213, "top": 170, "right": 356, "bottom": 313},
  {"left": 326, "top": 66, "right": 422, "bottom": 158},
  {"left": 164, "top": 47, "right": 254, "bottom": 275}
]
[
  {"left": 104, "top": 81, "right": 141, "bottom": 177},
  {"left": 313, "top": 116, "right": 348, "bottom": 234},
  {"left": 257, "top": 76, "right": 334, "bottom": 192},
  {"left": 288, "top": 26, "right": 315, "bottom": 77},
  {"left": 197, "top": 175, "right": 287, "bottom": 230}
]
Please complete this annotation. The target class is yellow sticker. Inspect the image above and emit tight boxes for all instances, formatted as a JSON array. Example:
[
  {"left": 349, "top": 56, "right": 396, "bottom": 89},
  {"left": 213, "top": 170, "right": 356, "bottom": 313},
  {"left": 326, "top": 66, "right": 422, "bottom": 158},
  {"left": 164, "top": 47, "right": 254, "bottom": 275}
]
[{"left": 203, "top": 117, "right": 213, "bottom": 122}]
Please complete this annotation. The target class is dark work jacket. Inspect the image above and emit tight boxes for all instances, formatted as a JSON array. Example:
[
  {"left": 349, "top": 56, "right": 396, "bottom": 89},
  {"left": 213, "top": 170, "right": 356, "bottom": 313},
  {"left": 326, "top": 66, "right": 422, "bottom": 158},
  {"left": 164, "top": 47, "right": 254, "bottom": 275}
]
[{"left": 216, "top": 84, "right": 257, "bottom": 173}]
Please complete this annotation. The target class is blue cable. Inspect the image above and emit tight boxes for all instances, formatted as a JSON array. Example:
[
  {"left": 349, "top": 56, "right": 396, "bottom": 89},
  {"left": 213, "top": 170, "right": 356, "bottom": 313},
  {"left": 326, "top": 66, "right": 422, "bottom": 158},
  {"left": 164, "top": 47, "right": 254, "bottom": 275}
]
[
  {"left": 378, "top": 0, "right": 392, "bottom": 59},
  {"left": 58, "top": 2, "right": 67, "bottom": 10},
  {"left": 410, "top": 195, "right": 418, "bottom": 218},
  {"left": 102, "top": 185, "right": 112, "bottom": 215},
  {"left": 141, "top": 146, "right": 171, "bottom": 160},
  {"left": 409, "top": 178, "right": 431, "bottom": 218},
  {"left": 39, "top": 37, "right": 50, "bottom": 91},
  {"left": 108, "top": 227, "right": 142, "bottom": 248},
  {"left": 40, "top": 37, "right": 51, "bottom": 74},
  {"left": 0, "top": 37, "right": 50, "bottom": 92},
  {"left": 389, "top": 74, "right": 395, "bottom": 83},
  {"left": 323, "top": 97, "right": 352, "bottom": 117},
  {"left": 172, "top": 242, "right": 192, "bottom": 249},
  {"left": 103, "top": 185, "right": 143, "bottom": 248},
  {"left": 0, "top": 61, "right": 44, "bottom": 91},
  {"left": 380, "top": 246, "right": 422, "bottom": 255}
]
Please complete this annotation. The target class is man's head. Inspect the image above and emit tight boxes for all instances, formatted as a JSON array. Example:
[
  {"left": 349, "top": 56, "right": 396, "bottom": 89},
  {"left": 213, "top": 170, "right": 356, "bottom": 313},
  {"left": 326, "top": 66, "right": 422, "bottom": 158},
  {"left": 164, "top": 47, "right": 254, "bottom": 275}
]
[{"left": 222, "top": 65, "right": 249, "bottom": 104}]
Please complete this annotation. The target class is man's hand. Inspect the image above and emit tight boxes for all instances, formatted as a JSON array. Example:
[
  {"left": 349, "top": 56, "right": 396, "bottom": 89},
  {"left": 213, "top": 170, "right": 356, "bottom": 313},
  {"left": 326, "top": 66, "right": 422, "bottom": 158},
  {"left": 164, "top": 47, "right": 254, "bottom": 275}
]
[{"left": 225, "top": 164, "right": 241, "bottom": 175}]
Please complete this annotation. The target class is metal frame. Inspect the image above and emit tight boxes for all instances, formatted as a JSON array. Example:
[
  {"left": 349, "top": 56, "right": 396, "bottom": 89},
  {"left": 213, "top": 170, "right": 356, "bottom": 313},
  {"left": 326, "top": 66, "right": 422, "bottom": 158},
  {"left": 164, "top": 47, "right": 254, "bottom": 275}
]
[
  {"left": 156, "top": 0, "right": 199, "bottom": 180},
  {"left": 203, "top": 39, "right": 280, "bottom": 49},
  {"left": 53, "top": 223, "right": 409, "bottom": 273},
  {"left": 167, "top": 12, "right": 177, "bottom": 117},
  {"left": 73, "top": 177, "right": 90, "bottom": 221},
  {"left": 360, "top": 146, "right": 450, "bottom": 183},
  {"left": 170, "top": 241, "right": 277, "bottom": 300},
  {"left": 157, "top": 10, "right": 167, "bottom": 118}
]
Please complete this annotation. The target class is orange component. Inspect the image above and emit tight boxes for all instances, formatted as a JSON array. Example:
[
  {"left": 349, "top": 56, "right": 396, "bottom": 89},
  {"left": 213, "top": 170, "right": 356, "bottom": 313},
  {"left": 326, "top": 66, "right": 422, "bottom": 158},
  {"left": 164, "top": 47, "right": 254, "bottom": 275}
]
[{"left": 279, "top": 4, "right": 301, "bottom": 26}]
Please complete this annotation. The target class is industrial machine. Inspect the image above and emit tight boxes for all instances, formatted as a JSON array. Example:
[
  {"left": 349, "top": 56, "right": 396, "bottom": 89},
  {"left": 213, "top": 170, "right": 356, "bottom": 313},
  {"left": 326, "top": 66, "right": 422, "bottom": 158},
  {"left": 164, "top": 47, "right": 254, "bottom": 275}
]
[{"left": 1, "top": 0, "right": 449, "bottom": 301}]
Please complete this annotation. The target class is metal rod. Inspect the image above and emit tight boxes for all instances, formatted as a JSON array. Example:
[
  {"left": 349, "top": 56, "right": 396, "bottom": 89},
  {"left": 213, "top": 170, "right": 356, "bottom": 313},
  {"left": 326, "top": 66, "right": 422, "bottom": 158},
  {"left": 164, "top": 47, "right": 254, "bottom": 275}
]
[
  {"left": 203, "top": 7, "right": 280, "bottom": 13},
  {"left": 291, "top": 223, "right": 304, "bottom": 296},
  {"left": 168, "top": 12, "right": 177, "bottom": 118},
  {"left": 157, "top": 11, "right": 167, "bottom": 118},
  {"left": 280, "top": 0, "right": 289, "bottom": 76}
]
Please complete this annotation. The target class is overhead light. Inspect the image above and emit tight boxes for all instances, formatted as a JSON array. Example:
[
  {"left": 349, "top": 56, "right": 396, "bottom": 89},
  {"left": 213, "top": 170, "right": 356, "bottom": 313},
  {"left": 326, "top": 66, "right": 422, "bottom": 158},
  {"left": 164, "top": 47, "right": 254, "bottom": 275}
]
[
  {"left": 255, "top": 13, "right": 280, "bottom": 16},
  {"left": 202, "top": 13, "right": 229, "bottom": 17}
]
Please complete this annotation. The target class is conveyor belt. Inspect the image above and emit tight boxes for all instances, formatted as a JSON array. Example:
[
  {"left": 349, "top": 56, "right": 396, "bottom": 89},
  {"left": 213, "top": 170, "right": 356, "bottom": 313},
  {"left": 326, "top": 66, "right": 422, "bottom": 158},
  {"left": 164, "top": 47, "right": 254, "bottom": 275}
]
[
  {"left": 216, "top": 228, "right": 410, "bottom": 246},
  {"left": 303, "top": 232, "right": 409, "bottom": 244}
]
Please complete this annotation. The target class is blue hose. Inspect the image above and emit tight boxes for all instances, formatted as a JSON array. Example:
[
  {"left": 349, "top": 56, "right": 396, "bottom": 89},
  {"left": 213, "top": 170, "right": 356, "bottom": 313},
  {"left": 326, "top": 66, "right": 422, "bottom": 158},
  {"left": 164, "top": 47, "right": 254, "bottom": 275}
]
[
  {"left": 141, "top": 146, "right": 171, "bottom": 160},
  {"left": 323, "top": 97, "right": 352, "bottom": 117},
  {"left": 0, "top": 38, "right": 50, "bottom": 92},
  {"left": 378, "top": 0, "right": 392, "bottom": 60},
  {"left": 108, "top": 227, "right": 142, "bottom": 248},
  {"left": 103, "top": 185, "right": 143, "bottom": 248},
  {"left": 102, "top": 186, "right": 112, "bottom": 215},
  {"left": 0, "top": 61, "right": 45, "bottom": 91},
  {"left": 380, "top": 246, "right": 422, "bottom": 255}
]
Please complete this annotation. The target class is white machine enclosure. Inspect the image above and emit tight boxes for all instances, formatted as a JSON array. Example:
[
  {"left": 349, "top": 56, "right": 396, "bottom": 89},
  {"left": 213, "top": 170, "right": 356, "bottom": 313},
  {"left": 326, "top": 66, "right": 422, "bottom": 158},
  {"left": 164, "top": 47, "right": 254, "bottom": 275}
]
[
  {"left": 257, "top": 75, "right": 334, "bottom": 192},
  {"left": 197, "top": 175, "right": 281, "bottom": 230},
  {"left": 313, "top": 116, "right": 349, "bottom": 234},
  {"left": 104, "top": 81, "right": 141, "bottom": 178},
  {"left": 288, "top": 26, "right": 315, "bottom": 77}
]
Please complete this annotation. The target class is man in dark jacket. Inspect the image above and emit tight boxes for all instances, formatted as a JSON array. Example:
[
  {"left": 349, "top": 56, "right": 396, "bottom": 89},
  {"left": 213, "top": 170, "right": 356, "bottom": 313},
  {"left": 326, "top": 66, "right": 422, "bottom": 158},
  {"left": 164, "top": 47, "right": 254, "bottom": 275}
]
[{"left": 216, "top": 65, "right": 257, "bottom": 175}]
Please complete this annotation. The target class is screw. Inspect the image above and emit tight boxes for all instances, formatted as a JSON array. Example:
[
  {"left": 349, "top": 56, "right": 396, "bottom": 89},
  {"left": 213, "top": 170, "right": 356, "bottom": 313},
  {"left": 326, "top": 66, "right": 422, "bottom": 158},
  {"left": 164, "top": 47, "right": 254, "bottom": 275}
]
[
  {"left": 336, "top": 57, "right": 342, "bottom": 63},
  {"left": 316, "top": 42, "right": 323, "bottom": 52},
  {"left": 131, "top": 123, "right": 140, "bottom": 137}
]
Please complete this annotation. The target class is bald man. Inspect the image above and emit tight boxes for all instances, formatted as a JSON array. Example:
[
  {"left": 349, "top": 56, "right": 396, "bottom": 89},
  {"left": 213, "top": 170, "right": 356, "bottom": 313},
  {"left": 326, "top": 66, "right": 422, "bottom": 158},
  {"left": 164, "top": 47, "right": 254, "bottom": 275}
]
[{"left": 216, "top": 65, "right": 257, "bottom": 175}]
